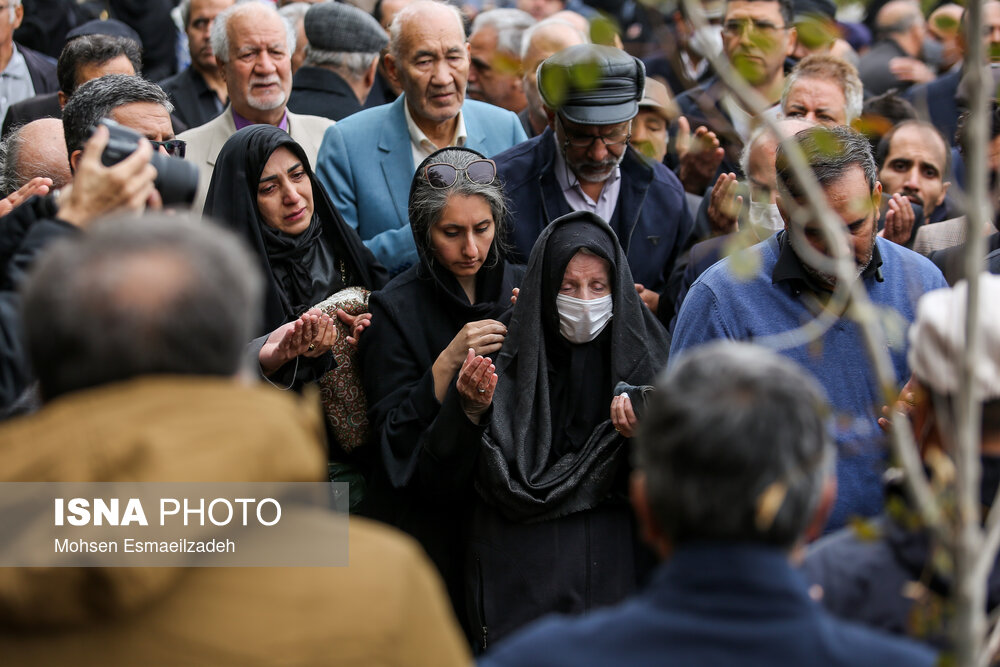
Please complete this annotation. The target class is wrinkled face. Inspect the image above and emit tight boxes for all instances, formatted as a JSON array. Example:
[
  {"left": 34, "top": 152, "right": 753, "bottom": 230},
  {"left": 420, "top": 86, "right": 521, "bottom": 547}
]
[
  {"left": 223, "top": 9, "right": 293, "bottom": 116},
  {"left": 722, "top": 0, "right": 795, "bottom": 87},
  {"left": 747, "top": 135, "right": 779, "bottom": 204},
  {"left": 630, "top": 109, "right": 668, "bottom": 162},
  {"left": 429, "top": 193, "right": 495, "bottom": 278},
  {"left": 553, "top": 115, "right": 631, "bottom": 184},
  {"left": 0, "top": 4, "right": 22, "bottom": 50},
  {"left": 468, "top": 26, "right": 525, "bottom": 112},
  {"left": 782, "top": 165, "right": 881, "bottom": 286},
  {"left": 878, "top": 125, "right": 949, "bottom": 216},
  {"left": 110, "top": 102, "right": 175, "bottom": 150},
  {"left": 387, "top": 6, "right": 469, "bottom": 126},
  {"left": 559, "top": 251, "right": 611, "bottom": 300},
  {"left": 256, "top": 146, "right": 314, "bottom": 235},
  {"left": 783, "top": 77, "right": 847, "bottom": 127},
  {"left": 75, "top": 55, "right": 136, "bottom": 90},
  {"left": 187, "top": 0, "right": 233, "bottom": 71},
  {"left": 517, "top": 0, "right": 564, "bottom": 21}
]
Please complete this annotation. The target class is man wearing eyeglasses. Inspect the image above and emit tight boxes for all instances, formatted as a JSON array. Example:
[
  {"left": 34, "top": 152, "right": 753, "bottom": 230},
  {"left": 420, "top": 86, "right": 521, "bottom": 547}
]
[
  {"left": 493, "top": 44, "right": 693, "bottom": 319},
  {"left": 673, "top": 0, "right": 797, "bottom": 178}
]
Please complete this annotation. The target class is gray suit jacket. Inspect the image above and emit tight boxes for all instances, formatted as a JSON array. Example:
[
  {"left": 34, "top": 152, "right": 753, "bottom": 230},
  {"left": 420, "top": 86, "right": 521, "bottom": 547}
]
[{"left": 180, "top": 106, "right": 334, "bottom": 213}]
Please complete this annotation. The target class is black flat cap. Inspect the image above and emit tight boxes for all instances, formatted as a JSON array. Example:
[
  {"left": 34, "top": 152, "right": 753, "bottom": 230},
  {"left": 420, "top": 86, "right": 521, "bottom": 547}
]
[
  {"left": 305, "top": 2, "right": 388, "bottom": 54},
  {"left": 538, "top": 44, "right": 645, "bottom": 125},
  {"left": 66, "top": 18, "right": 143, "bottom": 47}
]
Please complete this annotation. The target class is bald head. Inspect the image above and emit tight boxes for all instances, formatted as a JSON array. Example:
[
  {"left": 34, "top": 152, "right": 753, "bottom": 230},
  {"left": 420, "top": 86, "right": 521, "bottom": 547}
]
[
  {"left": 521, "top": 18, "right": 587, "bottom": 133},
  {"left": 743, "top": 118, "right": 816, "bottom": 203},
  {"left": 2, "top": 118, "right": 72, "bottom": 197}
]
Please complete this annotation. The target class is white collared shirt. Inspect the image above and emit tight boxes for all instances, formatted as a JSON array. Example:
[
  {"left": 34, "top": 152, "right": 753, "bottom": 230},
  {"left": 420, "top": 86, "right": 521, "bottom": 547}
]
[
  {"left": 0, "top": 45, "right": 35, "bottom": 125},
  {"left": 551, "top": 133, "right": 622, "bottom": 224},
  {"left": 721, "top": 93, "right": 781, "bottom": 143},
  {"left": 404, "top": 101, "right": 467, "bottom": 170}
]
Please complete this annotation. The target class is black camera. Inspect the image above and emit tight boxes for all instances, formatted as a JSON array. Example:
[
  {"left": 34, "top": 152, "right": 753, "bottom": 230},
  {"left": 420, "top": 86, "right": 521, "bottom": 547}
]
[{"left": 91, "top": 118, "right": 199, "bottom": 207}]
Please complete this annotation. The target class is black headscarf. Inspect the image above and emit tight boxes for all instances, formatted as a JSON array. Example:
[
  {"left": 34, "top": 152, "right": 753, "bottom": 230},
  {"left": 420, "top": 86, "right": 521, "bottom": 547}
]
[
  {"left": 409, "top": 147, "right": 510, "bottom": 318},
  {"left": 477, "top": 212, "right": 671, "bottom": 522},
  {"left": 203, "top": 125, "right": 386, "bottom": 336}
]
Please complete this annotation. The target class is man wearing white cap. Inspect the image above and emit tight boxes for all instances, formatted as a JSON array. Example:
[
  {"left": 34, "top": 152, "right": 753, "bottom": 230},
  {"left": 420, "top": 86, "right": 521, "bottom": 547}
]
[{"left": 803, "top": 275, "right": 1000, "bottom": 650}]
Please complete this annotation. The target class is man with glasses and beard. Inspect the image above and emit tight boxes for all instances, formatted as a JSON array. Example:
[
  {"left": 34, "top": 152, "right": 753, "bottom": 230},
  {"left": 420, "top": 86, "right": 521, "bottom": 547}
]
[
  {"left": 671, "top": 125, "right": 946, "bottom": 533},
  {"left": 493, "top": 44, "right": 693, "bottom": 319}
]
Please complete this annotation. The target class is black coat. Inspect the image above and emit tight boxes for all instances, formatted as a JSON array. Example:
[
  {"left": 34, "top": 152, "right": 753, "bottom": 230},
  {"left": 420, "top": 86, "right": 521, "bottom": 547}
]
[
  {"left": 20, "top": 43, "right": 57, "bottom": 95},
  {"left": 288, "top": 67, "right": 362, "bottom": 122},
  {"left": 359, "top": 258, "right": 524, "bottom": 638},
  {"left": 159, "top": 66, "right": 225, "bottom": 130},
  {"left": 1, "top": 91, "right": 59, "bottom": 137}
]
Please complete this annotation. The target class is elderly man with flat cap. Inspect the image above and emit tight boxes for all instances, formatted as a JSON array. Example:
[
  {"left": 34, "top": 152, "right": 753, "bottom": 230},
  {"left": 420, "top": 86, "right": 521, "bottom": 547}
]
[
  {"left": 493, "top": 44, "right": 693, "bottom": 318},
  {"left": 287, "top": 2, "right": 388, "bottom": 121}
]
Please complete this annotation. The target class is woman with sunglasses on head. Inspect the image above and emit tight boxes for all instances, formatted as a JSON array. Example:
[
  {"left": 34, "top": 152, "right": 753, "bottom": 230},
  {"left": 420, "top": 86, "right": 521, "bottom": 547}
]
[
  {"left": 359, "top": 147, "right": 524, "bottom": 625},
  {"left": 202, "top": 124, "right": 387, "bottom": 408}
]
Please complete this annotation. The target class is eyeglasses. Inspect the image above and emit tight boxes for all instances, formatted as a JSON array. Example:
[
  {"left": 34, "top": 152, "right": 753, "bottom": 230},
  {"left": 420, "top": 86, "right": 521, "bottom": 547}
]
[
  {"left": 424, "top": 159, "right": 496, "bottom": 188},
  {"left": 149, "top": 138, "right": 187, "bottom": 158},
  {"left": 722, "top": 18, "right": 788, "bottom": 37},
  {"left": 558, "top": 117, "right": 632, "bottom": 149}
]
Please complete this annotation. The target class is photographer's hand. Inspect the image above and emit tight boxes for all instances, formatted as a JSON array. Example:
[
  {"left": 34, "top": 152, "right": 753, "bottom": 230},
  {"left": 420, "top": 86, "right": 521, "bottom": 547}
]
[{"left": 56, "top": 125, "right": 158, "bottom": 229}]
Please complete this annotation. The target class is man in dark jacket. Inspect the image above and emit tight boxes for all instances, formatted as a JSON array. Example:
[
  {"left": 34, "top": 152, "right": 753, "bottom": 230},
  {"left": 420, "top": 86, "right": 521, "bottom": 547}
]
[
  {"left": 804, "top": 276, "right": 1000, "bottom": 651},
  {"left": 158, "top": 0, "right": 232, "bottom": 130},
  {"left": 481, "top": 341, "right": 938, "bottom": 667},
  {"left": 493, "top": 43, "right": 693, "bottom": 319},
  {"left": 287, "top": 2, "right": 387, "bottom": 122}
]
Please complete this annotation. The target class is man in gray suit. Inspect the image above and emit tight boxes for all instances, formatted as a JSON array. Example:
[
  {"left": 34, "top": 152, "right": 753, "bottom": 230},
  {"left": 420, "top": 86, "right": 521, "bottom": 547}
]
[{"left": 179, "top": 0, "right": 333, "bottom": 212}]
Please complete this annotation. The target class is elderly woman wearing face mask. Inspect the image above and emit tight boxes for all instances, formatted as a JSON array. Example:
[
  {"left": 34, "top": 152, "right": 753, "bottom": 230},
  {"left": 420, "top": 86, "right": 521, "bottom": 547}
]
[{"left": 450, "top": 211, "right": 671, "bottom": 650}]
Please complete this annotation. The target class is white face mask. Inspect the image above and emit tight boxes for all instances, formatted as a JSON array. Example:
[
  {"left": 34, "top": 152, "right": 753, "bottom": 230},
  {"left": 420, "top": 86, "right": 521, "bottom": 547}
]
[
  {"left": 748, "top": 200, "right": 785, "bottom": 232},
  {"left": 689, "top": 25, "right": 723, "bottom": 59},
  {"left": 556, "top": 293, "right": 613, "bottom": 344}
]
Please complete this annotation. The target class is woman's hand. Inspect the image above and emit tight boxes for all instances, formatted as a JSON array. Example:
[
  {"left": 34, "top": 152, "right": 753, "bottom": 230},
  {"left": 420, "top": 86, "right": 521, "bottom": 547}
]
[
  {"left": 611, "top": 392, "right": 638, "bottom": 438},
  {"left": 258, "top": 308, "right": 337, "bottom": 376},
  {"left": 432, "top": 319, "right": 507, "bottom": 401},
  {"left": 457, "top": 348, "right": 497, "bottom": 424},
  {"left": 336, "top": 308, "right": 372, "bottom": 347}
]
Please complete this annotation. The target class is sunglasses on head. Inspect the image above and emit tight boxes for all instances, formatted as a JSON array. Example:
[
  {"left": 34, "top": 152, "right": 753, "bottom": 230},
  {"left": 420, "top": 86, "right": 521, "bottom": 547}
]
[
  {"left": 424, "top": 159, "right": 496, "bottom": 189},
  {"left": 149, "top": 138, "right": 187, "bottom": 158}
]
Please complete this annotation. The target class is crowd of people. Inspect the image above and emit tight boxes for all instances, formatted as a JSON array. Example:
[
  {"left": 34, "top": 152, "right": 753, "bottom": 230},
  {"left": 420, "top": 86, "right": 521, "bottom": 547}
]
[{"left": 0, "top": 0, "right": 996, "bottom": 663}]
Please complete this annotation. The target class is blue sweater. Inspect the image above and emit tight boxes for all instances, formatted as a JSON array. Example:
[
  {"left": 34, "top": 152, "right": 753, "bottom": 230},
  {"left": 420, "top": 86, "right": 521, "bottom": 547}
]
[
  {"left": 480, "top": 544, "right": 937, "bottom": 667},
  {"left": 671, "top": 234, "right": 947, "bottom": 529}
]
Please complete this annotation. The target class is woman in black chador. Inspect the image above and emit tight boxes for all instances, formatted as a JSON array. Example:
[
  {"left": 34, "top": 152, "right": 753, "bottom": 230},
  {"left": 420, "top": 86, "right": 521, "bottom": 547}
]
[
  {"left": 359, "top": 147, "right": 523, "bottom": 635},
  {"left": 203, "top": 124, "right": 386, "bottom": 389},
  {"left": 452, "top": 211, "right": 671, "bottom": 650}
]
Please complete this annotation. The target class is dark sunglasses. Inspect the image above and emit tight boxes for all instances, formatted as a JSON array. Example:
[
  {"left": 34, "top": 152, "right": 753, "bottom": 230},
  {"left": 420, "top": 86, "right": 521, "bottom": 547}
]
[
  {"left": 424, "top": 159, "right": 496, "bottom": 189},
  {"left": 149, "top": 138, "right": 187, "bottom": 158}
]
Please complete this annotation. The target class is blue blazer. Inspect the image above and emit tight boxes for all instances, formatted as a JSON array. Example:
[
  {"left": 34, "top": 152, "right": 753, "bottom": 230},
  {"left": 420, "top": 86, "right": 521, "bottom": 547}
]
[{"left": 315, "top": 96, "right": 527, "bottom": 275}]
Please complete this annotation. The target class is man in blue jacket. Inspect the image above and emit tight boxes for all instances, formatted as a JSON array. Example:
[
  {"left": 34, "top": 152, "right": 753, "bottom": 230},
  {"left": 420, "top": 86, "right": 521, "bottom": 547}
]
[
  {"left": 492, "top": 44, "right": 692, "bottom": 319},
  {"left": 481, "top": 341, "right": 937, "bottom": 667},
  {"left": 671, "top": 126, "right": 947, "bottom": 531},
  {"left": 315, "top": 0, "right": 527, "bottom": 275}
]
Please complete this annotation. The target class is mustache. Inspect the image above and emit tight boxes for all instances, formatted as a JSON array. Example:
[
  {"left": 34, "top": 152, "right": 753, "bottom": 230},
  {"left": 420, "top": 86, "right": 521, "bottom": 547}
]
[{"left": 249, "top": 75, "right": 281, "bottom": 87}]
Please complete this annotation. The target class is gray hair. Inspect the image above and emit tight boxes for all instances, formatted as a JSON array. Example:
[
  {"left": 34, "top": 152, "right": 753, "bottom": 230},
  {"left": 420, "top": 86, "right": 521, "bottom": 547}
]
[
  {"left": 781, "top": 54, "right": 863, "bottom": 125},
  {"left": 62, "top": 74, "right": 174, "bottom": 156},
  {"left": 0, "top": 121, "right": 71, "bottom": 197},
  {"left": 775, "top": 125, "right": 877, "bottom": 201},
  {"left": 277, "top": 2, "right": 310, "bottom": 27},
  {"left": 303, "top": 46, "right": 379, "bottom": 80},
  {"left": 409, "top": 148, "right": 509, "bottom": 267},
  {"left": 7, "top": 0, "right": 19, "bottom": 23},
  {"left": 389, "top": 1, "right": 465, "bottom": 62},
  {"left": 211, "top": 0, "right": 296, "bottom": 65},
  {"left": 520, "top": 17, "right": 588, "bottom": 61},
  {"left": 22, "top": 214, "right": 263, "bottom": 402},
  {"left": 180, "top": 0, "right": 192, "bottom": 28},
  {"left": 738, "top": 117, "right": 816, "bottom": 181},
  {"left": 636, "top": 341, "right": 834, "bottom": 549},
  {"left": 471, "top": 8, "right": 536, "bottom": 56}
]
